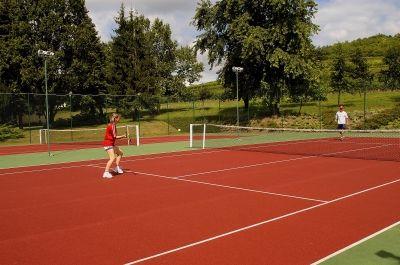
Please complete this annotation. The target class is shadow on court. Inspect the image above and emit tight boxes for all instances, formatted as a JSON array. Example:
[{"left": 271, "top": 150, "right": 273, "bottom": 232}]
[{"left": 376, "top": 250, "right": 400, "bottom": 264}]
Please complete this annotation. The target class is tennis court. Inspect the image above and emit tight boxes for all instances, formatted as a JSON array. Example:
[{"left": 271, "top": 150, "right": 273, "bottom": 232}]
[{"left": 0, "top": 125, "right": 399, "bottom": 264}]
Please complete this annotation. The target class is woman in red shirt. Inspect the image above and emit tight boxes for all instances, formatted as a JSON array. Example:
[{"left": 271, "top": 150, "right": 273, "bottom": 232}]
[{"left": 103, "top": 113, "right": 126, "bottom": 179}]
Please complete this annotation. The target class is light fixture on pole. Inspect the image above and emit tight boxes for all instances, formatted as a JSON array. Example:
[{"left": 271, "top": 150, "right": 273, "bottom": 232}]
[
  {"left": 232, "top": 66, "right": 243, "bottom": 127},
  {"left": 38, "top": 49, "right": 54, "bottom": 156}
]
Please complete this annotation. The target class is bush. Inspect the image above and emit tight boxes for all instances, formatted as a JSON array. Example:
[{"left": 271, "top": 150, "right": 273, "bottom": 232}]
[
  {"left": 0, "top": 125, "right": 24, "bottom": 142},
  {"left": 52, "top": 113, "right": 106, "bottom": 128},
  {"left": 363, "top": 105, "right": 400, "bottom": 129},
  {"left": 385, "top": 118, "right": 400, "bottom": 129}
]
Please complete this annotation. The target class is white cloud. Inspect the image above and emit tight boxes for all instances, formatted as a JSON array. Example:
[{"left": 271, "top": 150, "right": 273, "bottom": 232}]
[
  {"left": 314, "top": 0, "right": 400, "bottom": 46},
  {"left": 85, "top": 0, "right": 213, "bottom": 81}
]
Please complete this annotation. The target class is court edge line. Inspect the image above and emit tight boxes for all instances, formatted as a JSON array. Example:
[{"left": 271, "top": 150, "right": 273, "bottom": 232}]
[
  {"left": 86, "top": 167, "right": 327, "bottom": 203},
  {"left": 123, "top": 178, "right": 400, "bottom": 265},
  {"left": 311, "top": 220, "right": 400, "bottom": 265}
]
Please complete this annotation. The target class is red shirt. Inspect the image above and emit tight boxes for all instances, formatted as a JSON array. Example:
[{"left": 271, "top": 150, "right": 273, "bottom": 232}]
[{"left": 103, "top": 123, "right": 117, "bottom": 146}]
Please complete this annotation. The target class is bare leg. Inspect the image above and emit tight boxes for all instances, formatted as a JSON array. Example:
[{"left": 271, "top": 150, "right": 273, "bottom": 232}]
[
  {"left": 114, "top": 146, "right": 123, "bottom": 166},
  {"left": 105, "top": 149, "right": 116, "bottom": 172}
]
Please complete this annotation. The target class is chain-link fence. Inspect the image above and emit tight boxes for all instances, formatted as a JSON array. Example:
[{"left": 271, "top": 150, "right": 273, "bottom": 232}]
[{"left": 1, "top": 91, "right": 399, "bottom": 145}]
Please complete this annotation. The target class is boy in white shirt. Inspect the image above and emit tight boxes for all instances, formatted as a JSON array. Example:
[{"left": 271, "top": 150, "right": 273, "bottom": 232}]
[{"left": 335, "top": 104, "right": 349, "bottom": 140}]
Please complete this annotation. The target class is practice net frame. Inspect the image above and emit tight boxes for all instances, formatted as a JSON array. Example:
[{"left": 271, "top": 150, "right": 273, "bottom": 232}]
[
  {"left": 189, "top": 124, "right": 400, "bottom": 162},
  {"left": 39, "top": 125, "right": 140, "bottom": 146}
]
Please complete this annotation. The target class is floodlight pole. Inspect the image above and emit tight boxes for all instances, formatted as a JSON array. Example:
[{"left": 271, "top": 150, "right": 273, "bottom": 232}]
[
  {"left": 232, "top": 67, "right": 243, "bottom": 127},
  {"left": 38, "top": 50, "right": 54, "bottom": 156}
]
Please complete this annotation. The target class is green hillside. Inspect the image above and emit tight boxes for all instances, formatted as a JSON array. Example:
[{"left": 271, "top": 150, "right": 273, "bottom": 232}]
[{"left": 317, "top": 34, "right": 400, "bottom": 77}]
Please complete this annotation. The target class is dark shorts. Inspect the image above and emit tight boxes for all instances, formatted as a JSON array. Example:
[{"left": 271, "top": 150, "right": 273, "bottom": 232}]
[{"left": 337, "top": 124, "right": 346, "bottom": 130}]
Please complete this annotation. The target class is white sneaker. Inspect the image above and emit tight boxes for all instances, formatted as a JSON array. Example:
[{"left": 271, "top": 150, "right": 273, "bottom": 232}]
[
  {"left": 114, "top": 166, "right": 124, "bottom": 174},
  {"left": 102, "top": 171, "right": 113, "bottom": 179}
]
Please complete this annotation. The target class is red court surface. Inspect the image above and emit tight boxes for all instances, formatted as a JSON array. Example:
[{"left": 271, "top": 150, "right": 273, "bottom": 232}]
[{"left": 0, "top": 147, "right": 399, "bottom": 264}]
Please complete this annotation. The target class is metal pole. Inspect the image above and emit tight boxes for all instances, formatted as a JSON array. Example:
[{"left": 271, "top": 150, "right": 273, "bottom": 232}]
[
  {"left": 363, "top": 87, "right": 366, "bottom": 129},
  {"left": 69, "top": 92, "right": 73, "bottom": 140},
  {"left": 27, "top": 93, "right": 32, "bottom": 144},
  {"left": 236, "top": 71, "right": 239, "bottom": 127},
  {"left": 44, "top": 59, "right": 51, "bottom": 156},
  {"left": 167, "top": 100, "right": 170, "bottom": 135},
  {"left": 319, "top": 98, "right": 322, "bottom": 129}
]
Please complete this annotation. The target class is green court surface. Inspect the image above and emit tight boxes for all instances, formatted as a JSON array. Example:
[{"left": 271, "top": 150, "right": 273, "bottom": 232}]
[
  {"left": 319, "top": 222, "right": 400, "bottom": 265},
  {"left": 0, "top": 141, "right": 190, "bottom": 169}
]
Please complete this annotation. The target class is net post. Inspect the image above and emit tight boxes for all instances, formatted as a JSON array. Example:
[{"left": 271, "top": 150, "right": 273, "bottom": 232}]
[
  {"left": 202, "top": 124, "right": 206, "bottom": 149},
  {"left": 189, "top": 124, "right": 193, "bottom": 148},
  {"left": 136, "top": 125, "right": 140, "bottom": 146},
  {"left": 39, "top": 129, "right": 43, "bottom": 144}
]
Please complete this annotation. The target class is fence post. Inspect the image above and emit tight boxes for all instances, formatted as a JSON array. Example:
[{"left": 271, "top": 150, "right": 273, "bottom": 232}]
[
  {"left": 363, "top": 87, "right": 367, "bottom": 129},
  {"left": 218, "top": 98, "right": 221, "bottom": 124},
  {"left": 202, "top": 124, "right": 206, "bottom": 149},
  {"left": 167, "top": 99, "right": 170, "bottom": 135},
  {"left": 319, "top": 99, "right": 322, "bottom": 129},
  {"left": 27, "top": 93, "right": 32, "bottom": 144},
  {"left": 192, "top": 100, "right": 195, "bottom": 122},
  {"left": 189, "top": 124, "right": 193, "bottom": 148},
  {"left": 69, "top": 92, "right": 73, "bottom": 141}
]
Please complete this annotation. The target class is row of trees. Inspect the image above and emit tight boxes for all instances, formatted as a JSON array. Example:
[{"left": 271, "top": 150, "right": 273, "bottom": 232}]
[{"left": 0, "top": 1, "right": 203, "bottom": 127}]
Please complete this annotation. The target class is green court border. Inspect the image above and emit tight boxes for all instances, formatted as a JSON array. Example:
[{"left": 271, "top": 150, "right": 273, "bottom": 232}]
[
  {"left": 0, "top": 141, "right": 192, "bottom": 169},
  {"left": 316, "top": 222, "right": 400, "bottom": 265}
]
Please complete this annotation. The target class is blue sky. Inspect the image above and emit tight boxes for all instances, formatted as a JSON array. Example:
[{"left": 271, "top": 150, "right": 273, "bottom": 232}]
[{"left": 86, "top": 0, "right": 400, "bottom": 82}]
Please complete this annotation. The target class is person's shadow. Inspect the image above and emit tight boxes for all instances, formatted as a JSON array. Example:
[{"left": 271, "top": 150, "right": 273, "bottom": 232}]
[{"left": 376, "top": 250, "right": 400, "bottom": 263}]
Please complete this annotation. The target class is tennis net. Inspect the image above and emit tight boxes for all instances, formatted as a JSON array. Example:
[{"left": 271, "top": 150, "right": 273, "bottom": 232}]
[
  {"left": 189, "top": 124, "right": 400, "bottom": 162},
  {"left": 39, "top": 125, "right": 140, "bottom": 146}
]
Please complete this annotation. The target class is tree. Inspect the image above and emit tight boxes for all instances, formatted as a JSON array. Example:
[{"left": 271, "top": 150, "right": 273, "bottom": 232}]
[
  {"left": 381, "top": 45, "right": 400, "bottom": 89},
  {"left": 107, "top": 7, "right": 203, "bottom": 114},
  {"left": 330, "top": 45, "right": 349, "bottom": 105},
  {"left": 0, "top": 0, "right": 107, "bottom": 126},
  {"left": 193, "top": 0, "right": 319, "bottom": 115},
  {"left": 107, "top": 7, "right": 154, "bottom": 115},
  {"left": 170, "top": 46, "right": 204, "bottom": 99},
  {"left": 349, "top": 48, "right": 372, "bottom": 93}
]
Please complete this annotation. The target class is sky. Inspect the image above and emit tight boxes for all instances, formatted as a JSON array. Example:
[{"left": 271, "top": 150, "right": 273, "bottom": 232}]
[{"left": 85, "top": 0, "right": 400, "bottom": 83}]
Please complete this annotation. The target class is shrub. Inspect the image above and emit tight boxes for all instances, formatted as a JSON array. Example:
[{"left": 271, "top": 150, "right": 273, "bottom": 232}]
[
  {"left": 363, "top": 105, "right": 400, "bottom": 129},
  {"left": 0, "top": 125, "right": 24, "bottom": 142}
]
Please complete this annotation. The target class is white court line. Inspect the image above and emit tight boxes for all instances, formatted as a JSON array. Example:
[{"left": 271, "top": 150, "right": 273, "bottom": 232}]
[
  {"left": 176, "top": 144, "right": 394, "bottom": 179},
  {"left": 87, "top": 166, "right": 327, "bottom": 203},
  {"left": 123, "top": 178, "right": 400, "bottom": 265},
  {"left": 311, "top": 220, "right": 400, "bottom": 264},
  {"left": 176, "top": 156, "right": 314, "bottom": 178},
  {"left": 1, "top": 140, "right": 394, "bottom": 177}
]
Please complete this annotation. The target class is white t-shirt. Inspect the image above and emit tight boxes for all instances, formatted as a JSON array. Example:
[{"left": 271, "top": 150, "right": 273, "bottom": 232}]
[{"left": 335, "top": 111, "right": 348, "bottom": 125}]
